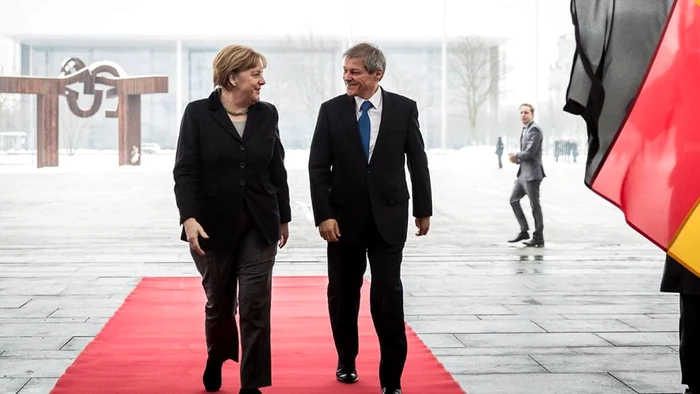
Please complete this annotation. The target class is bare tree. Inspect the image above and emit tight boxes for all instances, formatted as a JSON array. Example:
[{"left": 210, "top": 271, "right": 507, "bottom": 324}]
[
  {"left": 0, "top": 66, "right": 19, "bottom": 132},
  {"left": 449, "top": 37, "right": 508, "bottom": 144},
  {"left": 272, "top": 33, "right": 340, "bottom": 148},
  {"left": 282, "top": 33, "right": 338, "bottom": 116},
  {"left": 383, "top": 71, "right": 437, "bottom": 111},
  {"left": 59, "top": 101, "right": 90, "bottom": 156}
]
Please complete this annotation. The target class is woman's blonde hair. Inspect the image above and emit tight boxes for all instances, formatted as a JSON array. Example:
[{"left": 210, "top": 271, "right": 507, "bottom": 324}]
[{"left": 212, "top": 45, "right": 267, "bottom": 90}]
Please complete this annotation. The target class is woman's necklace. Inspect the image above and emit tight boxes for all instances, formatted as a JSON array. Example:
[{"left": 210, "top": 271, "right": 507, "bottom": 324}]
[
  {"left": 219, "top": 90, "right": 248, "bottom": 116},
  {"left": 222, "top": 103, "right": 248, "bottom": 116}
]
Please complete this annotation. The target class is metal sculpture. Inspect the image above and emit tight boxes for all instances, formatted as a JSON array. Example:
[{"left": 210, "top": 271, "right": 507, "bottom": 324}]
[{"left": 0, "top": 58, "right": 168, "bottom": 167}]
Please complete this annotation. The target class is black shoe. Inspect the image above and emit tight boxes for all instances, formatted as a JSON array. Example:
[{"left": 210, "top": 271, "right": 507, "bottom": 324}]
[
  {"left": 685, "top": 388, "right": 695, "bottom": 394},
  {"left": 239, "top": 389, "right": 262, "bottom": 394},
  {"left": 382, "top": 388, "right": 402, "bottom": 394},
  {"left": 203, "top": 358, "right": 223, "bottom": 392},
  {"left": 336, "top": 366, "right": 358, "bottom": 383},
  {"left": 523, "top": 239, "right": 544, "bottom": 248},
  {"left": 508, "top": 231, "right": 529, "bottom": 243}
]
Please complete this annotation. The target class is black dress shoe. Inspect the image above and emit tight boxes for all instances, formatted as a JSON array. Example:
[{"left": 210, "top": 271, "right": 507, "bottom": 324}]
[
  {"left": 239, "top": 389, "right": 262, "bottom": 394},
  {"left": 382, "top": 388, "right": 402, "bottom": 394},
  {"left": 336, "top": 366, "right": 358, "bottom": 383},
  {"left": 203, "top": 358, "right": 223, "bottom": 392},
  {"left": 523, "top": 239, "right": 544, "bottom": 248},
  {"left": 508, "top": 231, "right": 530, "bottom": 243}
]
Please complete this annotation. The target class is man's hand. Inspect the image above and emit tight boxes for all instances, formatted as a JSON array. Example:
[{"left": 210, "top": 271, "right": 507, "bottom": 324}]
[
  {"left": 183, "top": 218, "right": 209, "bottom": 256},
  {"left": 319, "top": 218, "right": 341, "bottom": 242},
  {"left": 415, "top": 217, "right": 430, "bottom": 236},
  {"left": 508, "top": 152, "right": 517, "bottom": 163},
  {"left": 279, "top": 223, "right": 289, "bottom": 248}
]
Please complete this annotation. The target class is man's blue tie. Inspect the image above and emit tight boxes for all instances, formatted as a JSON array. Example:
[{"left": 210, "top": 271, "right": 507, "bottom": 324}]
[{"left": 358, "top": 100, "right": 372, "bottom": 160}]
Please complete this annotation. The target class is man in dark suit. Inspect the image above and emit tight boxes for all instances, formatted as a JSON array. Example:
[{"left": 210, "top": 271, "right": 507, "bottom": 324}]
[
  {"left": 308, "top": 42, "right": 432, "bottom": 394},
  {"left": 661, "top": 255, "right": 700, "bottom": 394},
  {"left": 508, "top": 103, "right": 545, "bottom": 247}
]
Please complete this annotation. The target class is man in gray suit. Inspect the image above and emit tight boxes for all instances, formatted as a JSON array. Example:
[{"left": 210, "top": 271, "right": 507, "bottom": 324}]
[{"left": 507, "top": 103, "right": 545, "bottom": 247}]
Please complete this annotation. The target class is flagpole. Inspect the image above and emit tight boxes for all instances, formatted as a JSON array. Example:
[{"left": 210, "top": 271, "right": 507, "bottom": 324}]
[{"left": 441, "top": 0, "right": 447, "bottom": 157}]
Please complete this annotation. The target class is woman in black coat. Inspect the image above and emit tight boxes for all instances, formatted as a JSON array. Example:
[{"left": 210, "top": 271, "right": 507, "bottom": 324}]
[{"left": 173, "top": 45, "right": 291, "bottom": 394}]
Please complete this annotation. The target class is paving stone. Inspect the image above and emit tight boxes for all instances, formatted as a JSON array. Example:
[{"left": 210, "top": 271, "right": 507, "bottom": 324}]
[
  {"left": 438, "top": 355, "right": 547, "bottom": 374},
  {"left": 0, "top": 359, "right": 73, "bottom": 378},
  {"left": 0, "top": 297, "right": 31, "bottom": 309},
  {"left": 611, "top": 372, "right": 685, "bottom": 394},
  {"left": 596, "top": 332, "right": 679, "bottom": 347},
  {"left": 570, "top": 346, "right": 677, "bottom": 355},
  {"left": 531, "top": 353, "right": 679, "bottom": 373},
  {"left": 16, "top": 378, "right": 60, "bottom": 394},
  {"left": 410, "top": 319, "right": 545, "bottom": 334},
  {"left": 532, "top": 319, "right": 638, "bottom": 333},
  {"left": 618, "top": 318, "right": 678, "bottom": 332},
  {"left": 0, "top": 379, "right": 28, "bottom": 394},
  {"left": 454, "top": 373, "right": 638, "bottom": 394},
  {"left": 0, "top": 351, "right": 80, "bottom": 359},
  {"left": 60, "top": 337, "right": 94, "bottom": 351},
  {"left": 0, "top": 338, "right": 71, "bottom": 351}
]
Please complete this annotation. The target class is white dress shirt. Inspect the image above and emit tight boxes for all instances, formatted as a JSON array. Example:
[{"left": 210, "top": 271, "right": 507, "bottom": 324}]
[{"left": 354, "top": 87, "right": 383, "bottom": 160}]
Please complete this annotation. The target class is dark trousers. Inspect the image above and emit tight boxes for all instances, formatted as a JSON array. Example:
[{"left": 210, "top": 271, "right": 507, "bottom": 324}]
[
  {"left": 327, "top": 213, "right": 407, "bottom": 389},
  {"left": 191, "top": 222, "right": 277, "bottom": 389},
  {"left": 680, "top": 294, "right": 700, "bottom": 389},
  {"left": 510, "top": 178, "right": 544, "bottom": 240}
]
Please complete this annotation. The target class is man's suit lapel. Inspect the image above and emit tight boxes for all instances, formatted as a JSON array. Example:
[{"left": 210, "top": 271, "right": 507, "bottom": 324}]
[
  {"left": 207, "top": 90, "right": 244, "bottom": 143},
  {"left": 369, "top": 89, "right": 395, "bottom": 166},
  {"left": 341, "top": 95, "right": 368, "bottom": 163},
  {"left": 520, "top": 122, "right": 532, "bottom": 151}
]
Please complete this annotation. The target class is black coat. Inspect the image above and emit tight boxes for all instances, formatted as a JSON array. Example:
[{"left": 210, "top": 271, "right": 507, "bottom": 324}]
[
  {"left": 173, "top": 90, "right": 291, "bottom": 250},
  {"left": 308, "top": 89, "right": 432, "bottom": 246},
  {"left": 661, "top": 254, "right": 700, "bottom": 295}
]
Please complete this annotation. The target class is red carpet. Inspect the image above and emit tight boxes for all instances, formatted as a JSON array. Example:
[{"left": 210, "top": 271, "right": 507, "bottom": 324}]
[{"left": 51, "top": 276, "right": 465, "bottom": 393}]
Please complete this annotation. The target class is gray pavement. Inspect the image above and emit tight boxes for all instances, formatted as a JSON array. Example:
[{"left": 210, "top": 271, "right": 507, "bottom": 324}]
[{"left": 0, "top": 150, "right": 684, "bottom": 394}]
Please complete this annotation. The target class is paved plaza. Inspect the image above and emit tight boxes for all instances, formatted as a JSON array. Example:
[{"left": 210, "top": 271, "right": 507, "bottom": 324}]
[{"left": 0, "top": 149, "right": 684, "bottom": 394}]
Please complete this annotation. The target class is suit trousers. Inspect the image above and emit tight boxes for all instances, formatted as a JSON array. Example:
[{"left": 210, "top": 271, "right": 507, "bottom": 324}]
[
  {"left": 327, "top": 209, "right": 407, "bottom": 389},
  {"left": 510, "top": 178, "right": 544, "bottom": 239},
  {"left": 680, "top": 294, "right": 700, "bottom": 389},
  {"left": 190, "top": 210, "right": 277, "bottom": 389}
]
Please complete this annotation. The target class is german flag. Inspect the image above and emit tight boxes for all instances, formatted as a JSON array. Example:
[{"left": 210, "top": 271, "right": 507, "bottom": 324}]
[{"left": 564, "top": 0, "right": 700, "bottom": 276}]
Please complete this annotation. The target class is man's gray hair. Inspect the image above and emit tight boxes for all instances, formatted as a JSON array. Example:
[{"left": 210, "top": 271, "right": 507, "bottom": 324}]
[{"left": 343, "top": 42, "right": 386, "bottom": 76}]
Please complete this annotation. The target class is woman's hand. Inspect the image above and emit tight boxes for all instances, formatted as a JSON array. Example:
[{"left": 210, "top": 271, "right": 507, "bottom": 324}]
[
  {"left": 279, "top": 223, "right": 289, "bottom": 248},
  {"left": 183, "top": 218, "right": 209, "bottom": 256}
]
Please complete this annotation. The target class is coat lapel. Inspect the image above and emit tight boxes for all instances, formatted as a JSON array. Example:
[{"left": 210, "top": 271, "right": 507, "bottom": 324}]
[
  {"left": 369, "top": 89, "right": 395, "bottom": 166},
  {"left": 340, "top": 94, "right": 368, "bottom": 163},
  {"left": 207, "top": 90, "right": 244, "bottom": 143},
  {"left": 242, "top": 104, "right": 258, "bottom": 142},
  {"left": 520, "top": 122, "right": 531, "bottom": 151}
]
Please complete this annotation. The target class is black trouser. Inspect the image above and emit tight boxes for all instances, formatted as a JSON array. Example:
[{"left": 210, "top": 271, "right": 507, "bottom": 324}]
[
  {"left": 326, "top": 212, "right": 407, "bottom": 389},
  {"left": 680, "top": 294, "right": 700, "bottom": 390},
  {"left": 191, "top": 217, "right": 277, "bottom": 389},
  {"left": 510, "top": 178, "right": 544, "bottom": 240}
]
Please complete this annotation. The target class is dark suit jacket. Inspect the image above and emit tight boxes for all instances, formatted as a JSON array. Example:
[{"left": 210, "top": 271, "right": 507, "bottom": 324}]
[
  {"left": 308, "top": 89, "right": 432, "bottom": 246},
  {"left": 661, "top": 254, "right": 700, "bottom": 295},
  {"left": 516, "top": 121, "right": 546, "bottom": 181},
  {"left": 173, "top": 90, "right": 291, "bottom": 251}
]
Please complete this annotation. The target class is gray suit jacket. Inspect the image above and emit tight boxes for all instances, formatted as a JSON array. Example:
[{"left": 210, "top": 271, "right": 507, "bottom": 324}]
[{"left": 515, "top": 121, "right": 546, "bottom": 181}]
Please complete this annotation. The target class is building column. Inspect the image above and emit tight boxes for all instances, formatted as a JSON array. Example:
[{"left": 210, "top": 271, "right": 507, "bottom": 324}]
[{"left": 175, "top": 39, "right": 183, "bottom": 145}]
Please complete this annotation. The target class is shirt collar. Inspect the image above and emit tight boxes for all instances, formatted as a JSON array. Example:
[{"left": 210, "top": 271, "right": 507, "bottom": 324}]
[{"left": 355, "top": 86, "right": 382, "bottom": 111}]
